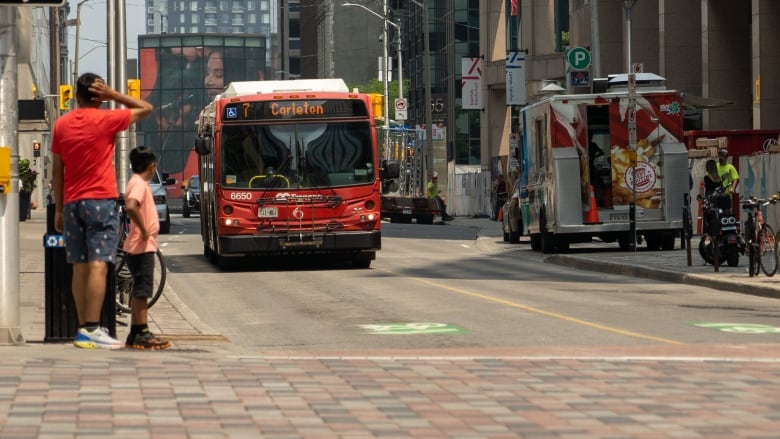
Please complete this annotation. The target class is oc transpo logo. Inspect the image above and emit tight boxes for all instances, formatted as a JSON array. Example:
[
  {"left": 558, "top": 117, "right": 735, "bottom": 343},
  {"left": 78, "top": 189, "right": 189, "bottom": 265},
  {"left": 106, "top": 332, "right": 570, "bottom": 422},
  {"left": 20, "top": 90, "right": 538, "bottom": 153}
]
[
  {"left": 292, "top": 207, "right": 305, "bottom": 219},
  {"left": 625, "top": 162, "right": 657, "bottom": 193}
]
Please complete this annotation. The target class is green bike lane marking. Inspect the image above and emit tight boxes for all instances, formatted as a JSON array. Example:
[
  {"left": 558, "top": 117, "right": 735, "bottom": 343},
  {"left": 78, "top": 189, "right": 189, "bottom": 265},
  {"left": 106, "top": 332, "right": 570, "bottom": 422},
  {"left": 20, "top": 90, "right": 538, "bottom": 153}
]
[
  {"left": 358, "top": 323, "right": 466, "bottom": 335},
  {"left": 377, "top": 268, "right": 684, "bottom": 345},
  {"left": 692, "top": 322, "right": 780, "bottom": 334}
]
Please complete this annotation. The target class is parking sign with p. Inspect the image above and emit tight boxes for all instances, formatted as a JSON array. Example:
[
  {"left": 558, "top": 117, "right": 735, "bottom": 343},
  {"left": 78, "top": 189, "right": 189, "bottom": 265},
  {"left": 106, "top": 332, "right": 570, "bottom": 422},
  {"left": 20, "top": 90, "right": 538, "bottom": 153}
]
[{"left": 567, "top": 47, "right": 591, "bottom": 71}]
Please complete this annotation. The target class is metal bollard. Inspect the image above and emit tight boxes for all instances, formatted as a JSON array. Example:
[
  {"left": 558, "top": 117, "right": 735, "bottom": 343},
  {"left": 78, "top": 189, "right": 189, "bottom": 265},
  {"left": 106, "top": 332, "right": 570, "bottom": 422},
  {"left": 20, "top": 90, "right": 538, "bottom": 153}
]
[{"left": 43, "top": 203, "right": 116, "bottom": 343}]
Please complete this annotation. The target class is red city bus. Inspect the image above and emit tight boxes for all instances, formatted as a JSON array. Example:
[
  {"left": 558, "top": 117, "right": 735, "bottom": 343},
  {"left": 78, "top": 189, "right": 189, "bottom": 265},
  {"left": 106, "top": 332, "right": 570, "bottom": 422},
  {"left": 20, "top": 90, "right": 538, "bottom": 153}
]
[{"left": 193, "top": 79, "right": 384, "bottom": 268}]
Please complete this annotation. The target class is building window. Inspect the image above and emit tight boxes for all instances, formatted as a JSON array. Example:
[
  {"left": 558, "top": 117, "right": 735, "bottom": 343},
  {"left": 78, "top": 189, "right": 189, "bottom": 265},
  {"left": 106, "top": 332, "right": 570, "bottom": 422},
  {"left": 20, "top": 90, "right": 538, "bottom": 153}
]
[{"left": 555, "top": 0, "right": 569, "bottom": 52}]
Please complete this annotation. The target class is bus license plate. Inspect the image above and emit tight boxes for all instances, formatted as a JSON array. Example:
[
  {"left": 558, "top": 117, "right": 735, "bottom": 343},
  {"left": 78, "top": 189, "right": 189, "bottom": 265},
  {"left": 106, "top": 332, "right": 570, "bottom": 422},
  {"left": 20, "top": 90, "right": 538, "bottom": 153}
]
[{"left": 258, "top": 207, "right": 278, "bottom": 218}]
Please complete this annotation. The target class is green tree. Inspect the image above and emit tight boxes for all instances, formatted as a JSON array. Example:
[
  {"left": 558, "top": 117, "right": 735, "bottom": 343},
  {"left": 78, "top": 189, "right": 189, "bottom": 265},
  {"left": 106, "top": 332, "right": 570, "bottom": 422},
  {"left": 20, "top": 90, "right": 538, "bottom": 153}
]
[
  {"left": 347, "top": 79, "right": 409, "bottom": 113},
  {"left": 18, "top": 158, "right": 38, "bottom": 193}
]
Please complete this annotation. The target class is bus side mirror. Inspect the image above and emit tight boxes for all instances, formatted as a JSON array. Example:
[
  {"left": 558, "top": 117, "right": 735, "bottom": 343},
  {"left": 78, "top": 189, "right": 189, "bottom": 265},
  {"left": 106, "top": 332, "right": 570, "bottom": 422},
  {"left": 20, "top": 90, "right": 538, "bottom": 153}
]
[
  {"left": 381, "top": 160, "right": 400, "bottom": 179},
  {"left": 195, "top": 137, "right": 211, "bottom": 156}
]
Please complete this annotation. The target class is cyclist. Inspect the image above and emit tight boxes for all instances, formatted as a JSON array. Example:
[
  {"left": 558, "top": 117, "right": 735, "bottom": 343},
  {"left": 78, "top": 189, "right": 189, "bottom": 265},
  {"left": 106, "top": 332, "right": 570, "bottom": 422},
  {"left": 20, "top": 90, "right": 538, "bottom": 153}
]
[{"left": 122, "top": 146, "right": 172, "bottom": 350}]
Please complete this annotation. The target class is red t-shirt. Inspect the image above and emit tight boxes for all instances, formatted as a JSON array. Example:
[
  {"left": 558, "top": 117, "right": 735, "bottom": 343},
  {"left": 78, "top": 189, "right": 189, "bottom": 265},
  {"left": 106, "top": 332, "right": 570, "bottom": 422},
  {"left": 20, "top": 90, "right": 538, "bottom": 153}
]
[{"left": 51, "top": 108, "right": 131, "bottom": 203}]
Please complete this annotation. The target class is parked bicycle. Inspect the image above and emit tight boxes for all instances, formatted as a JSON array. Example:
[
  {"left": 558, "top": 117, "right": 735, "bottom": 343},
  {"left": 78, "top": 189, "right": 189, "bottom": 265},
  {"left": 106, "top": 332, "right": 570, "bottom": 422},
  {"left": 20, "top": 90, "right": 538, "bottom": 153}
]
[
  {"left": 115, "top": 195, "right": 167, "bottom": 313},
  {"left": 741, "top": 194, "right": 779, "bottom": 277}
]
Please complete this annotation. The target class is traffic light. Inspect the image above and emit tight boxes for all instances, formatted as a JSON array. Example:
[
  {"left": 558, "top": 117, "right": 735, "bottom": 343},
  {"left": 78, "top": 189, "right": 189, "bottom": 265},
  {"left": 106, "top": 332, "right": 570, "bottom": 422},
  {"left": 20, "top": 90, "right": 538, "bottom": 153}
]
[
  {"left": 368, "top": 93, "right": 383, "bottom": 119},
  {"left": 127, "top": 79, "right": 141, "bottom": 99},
  {"left": 59, "top": 85, "right": 72, "bottom": 111}
]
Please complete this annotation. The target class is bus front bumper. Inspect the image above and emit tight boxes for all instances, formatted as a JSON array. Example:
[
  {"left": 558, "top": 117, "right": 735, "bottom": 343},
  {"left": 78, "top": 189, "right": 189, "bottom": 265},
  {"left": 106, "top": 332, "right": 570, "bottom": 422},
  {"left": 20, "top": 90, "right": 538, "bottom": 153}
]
[{"left": 219, "top": 230, "right": 381, "bottom": 256}]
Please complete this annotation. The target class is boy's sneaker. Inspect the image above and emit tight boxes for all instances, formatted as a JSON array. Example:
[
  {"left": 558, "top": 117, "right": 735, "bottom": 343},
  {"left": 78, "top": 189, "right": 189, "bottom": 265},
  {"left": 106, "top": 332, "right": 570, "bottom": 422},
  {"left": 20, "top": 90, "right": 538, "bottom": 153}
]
[
  {"left": 126, "top": 332, "right": 172, "bottom": 350},
  {"left": 73, "top": 327, "right": 123, "bottom": 350}
]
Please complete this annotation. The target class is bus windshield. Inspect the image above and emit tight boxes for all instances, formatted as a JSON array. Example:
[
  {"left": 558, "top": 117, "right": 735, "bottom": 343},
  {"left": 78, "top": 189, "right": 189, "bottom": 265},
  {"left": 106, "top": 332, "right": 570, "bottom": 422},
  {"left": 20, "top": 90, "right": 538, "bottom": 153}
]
[{"left": 220, "top": 121, "right": 375, "bottom": 189}]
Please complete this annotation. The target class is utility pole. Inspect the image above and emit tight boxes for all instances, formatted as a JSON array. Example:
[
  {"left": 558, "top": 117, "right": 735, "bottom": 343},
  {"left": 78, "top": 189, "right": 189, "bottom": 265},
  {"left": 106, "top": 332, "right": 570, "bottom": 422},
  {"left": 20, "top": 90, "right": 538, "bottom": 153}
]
[
  {"left": 0, "top": 6, "right": 24, "bottom": 345},
  {"left": 109, "top": 0, "right": 130, "bottom": 193}
]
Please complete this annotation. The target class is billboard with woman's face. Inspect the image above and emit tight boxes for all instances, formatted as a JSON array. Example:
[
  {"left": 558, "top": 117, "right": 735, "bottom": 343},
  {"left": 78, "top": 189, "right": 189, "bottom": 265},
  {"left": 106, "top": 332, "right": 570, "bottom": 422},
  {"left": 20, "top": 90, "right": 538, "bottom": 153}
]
[{"left": 138, "top": 34, "right": 267, "bottom": 195}]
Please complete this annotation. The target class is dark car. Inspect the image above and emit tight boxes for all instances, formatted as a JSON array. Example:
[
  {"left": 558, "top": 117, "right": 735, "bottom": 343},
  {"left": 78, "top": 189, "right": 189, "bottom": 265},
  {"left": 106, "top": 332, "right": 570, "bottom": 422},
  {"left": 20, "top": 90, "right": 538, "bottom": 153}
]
[{"left": 182, "top": 175, "right": 200, "bottom": 218}]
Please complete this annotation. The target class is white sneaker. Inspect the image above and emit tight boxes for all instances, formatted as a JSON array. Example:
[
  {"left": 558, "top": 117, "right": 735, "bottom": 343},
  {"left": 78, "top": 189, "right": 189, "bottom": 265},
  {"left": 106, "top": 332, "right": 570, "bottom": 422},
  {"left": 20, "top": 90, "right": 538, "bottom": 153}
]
[{"left": 73, "top": 327, "right": 123, "bottom": 350}]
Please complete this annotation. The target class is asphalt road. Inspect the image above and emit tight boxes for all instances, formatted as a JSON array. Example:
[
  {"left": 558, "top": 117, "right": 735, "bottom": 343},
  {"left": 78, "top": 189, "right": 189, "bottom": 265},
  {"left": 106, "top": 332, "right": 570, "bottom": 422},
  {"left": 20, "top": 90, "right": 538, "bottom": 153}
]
[{"left": 160, "top": 216, "right": 780, "bottom": 352}]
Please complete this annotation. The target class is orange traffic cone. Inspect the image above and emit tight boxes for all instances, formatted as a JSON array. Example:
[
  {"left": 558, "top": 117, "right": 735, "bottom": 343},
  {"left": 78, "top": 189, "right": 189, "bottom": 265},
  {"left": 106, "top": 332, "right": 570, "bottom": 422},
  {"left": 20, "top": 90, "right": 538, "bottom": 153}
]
[{"left": 584, "top": 184, "right": 601, "bottom": 224}]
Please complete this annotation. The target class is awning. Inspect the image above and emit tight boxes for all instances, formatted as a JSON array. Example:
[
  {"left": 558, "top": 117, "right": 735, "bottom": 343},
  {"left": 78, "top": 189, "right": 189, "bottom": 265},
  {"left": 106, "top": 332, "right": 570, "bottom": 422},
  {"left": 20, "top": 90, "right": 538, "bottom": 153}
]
[{"left": 681, "top": 93, "right": 734, "bottom": 109}]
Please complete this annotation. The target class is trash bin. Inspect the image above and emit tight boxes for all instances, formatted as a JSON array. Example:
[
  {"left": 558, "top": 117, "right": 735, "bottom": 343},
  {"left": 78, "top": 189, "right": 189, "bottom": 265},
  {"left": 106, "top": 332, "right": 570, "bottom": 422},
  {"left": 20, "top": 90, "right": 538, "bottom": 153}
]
[{"left": 44, "top": 203, "right": 116, "bottom": 343}]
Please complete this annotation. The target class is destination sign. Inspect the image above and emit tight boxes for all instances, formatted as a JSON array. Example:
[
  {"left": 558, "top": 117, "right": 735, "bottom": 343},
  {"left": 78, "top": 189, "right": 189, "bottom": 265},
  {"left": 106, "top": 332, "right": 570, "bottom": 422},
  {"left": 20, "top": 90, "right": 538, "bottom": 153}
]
[{"left": 224, "top": 99, "right": 369, "bottom": 121}]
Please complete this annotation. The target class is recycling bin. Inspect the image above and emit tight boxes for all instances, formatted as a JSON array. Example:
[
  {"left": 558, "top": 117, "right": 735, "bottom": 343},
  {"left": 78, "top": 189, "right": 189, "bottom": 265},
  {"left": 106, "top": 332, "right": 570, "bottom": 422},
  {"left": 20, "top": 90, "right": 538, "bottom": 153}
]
[{"left": 44, "top": 203, "right": 116, "bottom": 343}]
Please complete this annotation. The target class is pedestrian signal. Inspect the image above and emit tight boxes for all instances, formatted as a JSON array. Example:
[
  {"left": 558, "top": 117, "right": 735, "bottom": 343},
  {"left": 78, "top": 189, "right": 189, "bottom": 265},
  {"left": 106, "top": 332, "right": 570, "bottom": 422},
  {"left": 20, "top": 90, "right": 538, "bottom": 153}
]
[
  {"left": 59, "top": 85, "right": 72, "bottom": 110},
  {"left": 33, "top": 140, "right": 41, "bottom": 158},
  {"left": 127, "top": 79, "right": 141, "bottom": 99}
]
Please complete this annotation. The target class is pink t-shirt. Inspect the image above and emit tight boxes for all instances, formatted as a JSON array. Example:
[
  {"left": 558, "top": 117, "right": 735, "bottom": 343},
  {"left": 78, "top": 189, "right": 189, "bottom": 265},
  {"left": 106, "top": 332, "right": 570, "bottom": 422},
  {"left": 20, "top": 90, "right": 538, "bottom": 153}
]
[
  {"left": 51, "top": 107, "right": 131, "bottom": 203},
  {"left": 122, "top": 173, "right": 159, "bottom": 255}
]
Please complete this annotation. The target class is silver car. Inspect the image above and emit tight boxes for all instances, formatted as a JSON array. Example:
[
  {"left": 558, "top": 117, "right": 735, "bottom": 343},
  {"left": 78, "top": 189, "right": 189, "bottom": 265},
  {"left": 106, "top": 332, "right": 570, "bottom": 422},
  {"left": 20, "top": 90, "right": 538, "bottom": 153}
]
[{"left": 150, "top": 171, "right": 176, "bottom": 234}]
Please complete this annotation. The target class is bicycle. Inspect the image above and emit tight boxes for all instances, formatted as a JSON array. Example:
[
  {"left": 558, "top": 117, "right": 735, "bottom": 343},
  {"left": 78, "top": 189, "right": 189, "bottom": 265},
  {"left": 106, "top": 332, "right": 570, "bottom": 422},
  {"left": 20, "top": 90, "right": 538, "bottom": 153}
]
[
  {"left": 115, "top": 195, "right": 167, "bottom": 313},
  {"left": 741, "top": 194, "right": 779, "bottom": 277}
]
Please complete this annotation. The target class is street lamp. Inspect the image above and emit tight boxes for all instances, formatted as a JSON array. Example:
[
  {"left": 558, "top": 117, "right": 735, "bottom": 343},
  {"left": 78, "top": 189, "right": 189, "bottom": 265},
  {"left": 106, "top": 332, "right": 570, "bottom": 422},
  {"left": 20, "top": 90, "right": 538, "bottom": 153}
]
[
  {"left": 71, "top": 0, "right": 95, "bottom": 89},
  {"left": 623, "top": 0, "right": 639, "bottom": 73},
  {"left": 408, "top": 0, "right": 433, "bottom": 188},
  {"left": 341, "top": 2, "right": 402, "bottom": 128}
]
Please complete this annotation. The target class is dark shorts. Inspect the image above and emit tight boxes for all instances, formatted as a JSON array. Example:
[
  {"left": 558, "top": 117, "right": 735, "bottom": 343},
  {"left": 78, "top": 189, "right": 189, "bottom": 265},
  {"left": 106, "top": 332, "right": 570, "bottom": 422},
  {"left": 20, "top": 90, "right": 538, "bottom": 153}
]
[
  {"left": 126, "top": 252, "right": 155, "bottom": 299},
  {"left": 63, "top": 199, "right": 119, "bottom": 264}
]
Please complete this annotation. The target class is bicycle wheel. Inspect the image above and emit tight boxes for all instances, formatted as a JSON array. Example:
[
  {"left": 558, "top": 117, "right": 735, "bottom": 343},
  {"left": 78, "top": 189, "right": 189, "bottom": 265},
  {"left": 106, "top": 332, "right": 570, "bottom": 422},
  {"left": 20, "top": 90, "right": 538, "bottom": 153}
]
[
  {"left": 759, "top": 224, "right": 778, "bottom": 277},
  {"left": 115, "top": 251, "right": 134, "bottom": 313},
  {"left": 147, "top": 249, "right": 167, "bottom": 308},
  {"left": 114, "top": 249, "right": 167, "bottom": 312}
]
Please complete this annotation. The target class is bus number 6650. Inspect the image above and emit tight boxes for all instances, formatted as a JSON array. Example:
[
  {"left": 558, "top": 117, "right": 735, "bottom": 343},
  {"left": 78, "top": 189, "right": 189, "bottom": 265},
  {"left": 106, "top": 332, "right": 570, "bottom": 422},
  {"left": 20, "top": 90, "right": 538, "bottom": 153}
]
[{"left": 229, "top": 192, "right": 253, "bottom": 201}]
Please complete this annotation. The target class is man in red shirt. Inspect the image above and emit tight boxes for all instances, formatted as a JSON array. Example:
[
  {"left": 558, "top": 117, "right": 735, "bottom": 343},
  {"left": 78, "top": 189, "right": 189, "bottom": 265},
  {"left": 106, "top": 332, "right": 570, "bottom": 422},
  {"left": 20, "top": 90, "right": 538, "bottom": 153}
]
[{"left": 52, "top": 73, "right": 153, "bottom": 349}]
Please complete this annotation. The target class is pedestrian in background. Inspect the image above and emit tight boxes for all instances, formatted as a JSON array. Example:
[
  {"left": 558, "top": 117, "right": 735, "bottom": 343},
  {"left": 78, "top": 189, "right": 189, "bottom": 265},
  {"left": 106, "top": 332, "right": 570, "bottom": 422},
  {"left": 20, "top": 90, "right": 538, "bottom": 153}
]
[
  {"left": 716, "top": 149, "right": 739, "bottom": 197},
  {"left": 427, "top": 172, "right": 453, "bottom": 221},
  {"left": 51, "top": 73, "right": 153, "bottom": 350},
  {"left": 492, "top": 174, "right": 507, "bottom": 221},
  {"left": 123, "top": 146, "right": 171, "bottom": 350}
]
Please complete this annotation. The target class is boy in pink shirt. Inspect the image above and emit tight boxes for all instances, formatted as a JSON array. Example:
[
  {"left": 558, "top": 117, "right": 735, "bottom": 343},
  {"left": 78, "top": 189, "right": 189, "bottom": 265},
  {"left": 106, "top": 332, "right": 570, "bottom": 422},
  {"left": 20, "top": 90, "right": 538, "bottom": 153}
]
[{"left": 122, "top": 146, "right": 171, "bottom": 350}]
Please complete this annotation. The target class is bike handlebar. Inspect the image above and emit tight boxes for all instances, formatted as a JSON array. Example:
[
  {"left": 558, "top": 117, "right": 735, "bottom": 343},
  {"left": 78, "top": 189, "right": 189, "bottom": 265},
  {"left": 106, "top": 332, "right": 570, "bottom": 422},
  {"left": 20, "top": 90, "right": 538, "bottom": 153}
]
[{"left": 741, "top": 194, "right": 780, "bottom": 210}]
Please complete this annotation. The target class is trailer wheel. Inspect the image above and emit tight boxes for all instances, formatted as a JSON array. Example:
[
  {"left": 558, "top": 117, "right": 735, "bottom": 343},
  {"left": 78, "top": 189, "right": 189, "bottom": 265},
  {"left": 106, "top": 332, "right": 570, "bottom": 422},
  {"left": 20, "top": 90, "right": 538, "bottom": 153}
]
[
  {"left": 530, "top": 234, "right": 541, "bottom": 251},
  {"left": 540, "top": 213, "right": 555, "bottom": 254},
  {"left": 554, "top": 235, "right": 569, "bottom": 252},
  {"left": 660, "top": 232, "right": 676, "bottom": 250},
  {"left": 618, "top": 233, "right": 631, "bottom": 251},
  {"left": 645, "top": 233, "right": 662, "bottom": 251}
]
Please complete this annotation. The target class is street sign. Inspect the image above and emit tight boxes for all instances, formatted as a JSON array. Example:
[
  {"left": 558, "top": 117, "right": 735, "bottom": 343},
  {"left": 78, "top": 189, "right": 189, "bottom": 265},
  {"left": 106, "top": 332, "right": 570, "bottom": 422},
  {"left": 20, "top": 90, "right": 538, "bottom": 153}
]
[
  {"left": 0, "top": 0, "right": 66, "bottom": 5},
  {"left": 394, "top": 98, "right": 407, "bottom": 111},
  {"left": 395, "top": 109, "right": 407, "bottom": 120},
  {"left": 566, "top": 47, "right": 591, "bottom": 70}
]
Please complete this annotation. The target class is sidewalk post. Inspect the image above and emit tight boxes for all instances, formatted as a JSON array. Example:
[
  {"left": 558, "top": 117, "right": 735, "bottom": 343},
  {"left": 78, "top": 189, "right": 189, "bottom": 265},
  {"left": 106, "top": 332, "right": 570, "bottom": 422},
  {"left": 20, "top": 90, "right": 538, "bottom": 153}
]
[{"left": 44, "top": 203, "right": 116, "bottom": 342}]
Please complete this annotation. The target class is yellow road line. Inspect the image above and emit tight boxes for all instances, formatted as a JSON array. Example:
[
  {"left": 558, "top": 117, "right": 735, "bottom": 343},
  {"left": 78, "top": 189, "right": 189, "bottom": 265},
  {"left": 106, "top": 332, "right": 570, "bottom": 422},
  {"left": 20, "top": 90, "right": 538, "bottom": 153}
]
[{"left": 384, "top": 270, "right": 684, "bottom": 345}]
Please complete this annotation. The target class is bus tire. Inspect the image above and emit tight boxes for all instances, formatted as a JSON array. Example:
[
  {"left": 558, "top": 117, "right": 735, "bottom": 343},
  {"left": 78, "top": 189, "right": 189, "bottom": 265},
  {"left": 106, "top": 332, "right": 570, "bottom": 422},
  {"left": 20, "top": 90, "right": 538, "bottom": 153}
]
[{"left": 352, "top": 252, "right": 373, "bottom": 269}]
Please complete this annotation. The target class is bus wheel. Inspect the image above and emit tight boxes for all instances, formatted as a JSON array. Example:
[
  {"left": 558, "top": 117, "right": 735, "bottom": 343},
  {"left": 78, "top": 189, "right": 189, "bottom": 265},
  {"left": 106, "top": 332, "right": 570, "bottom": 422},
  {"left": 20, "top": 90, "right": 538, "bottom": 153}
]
[{"left": 352, "top": 252, "right": 373, "bottom": 269}]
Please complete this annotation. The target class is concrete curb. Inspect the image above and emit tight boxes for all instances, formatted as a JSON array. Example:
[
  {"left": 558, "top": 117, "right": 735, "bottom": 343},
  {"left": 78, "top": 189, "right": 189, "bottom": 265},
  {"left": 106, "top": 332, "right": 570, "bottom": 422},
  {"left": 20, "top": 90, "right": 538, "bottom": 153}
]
[{"left": 546, "top": 254, "right": 780, "bottom": 300}]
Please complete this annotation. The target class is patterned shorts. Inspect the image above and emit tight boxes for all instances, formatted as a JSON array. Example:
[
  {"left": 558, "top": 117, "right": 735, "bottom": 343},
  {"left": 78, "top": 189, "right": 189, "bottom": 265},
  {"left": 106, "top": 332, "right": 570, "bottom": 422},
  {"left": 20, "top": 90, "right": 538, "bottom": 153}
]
[{"left": 63, "top": 199, "right": 119, "bottom": 264}]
